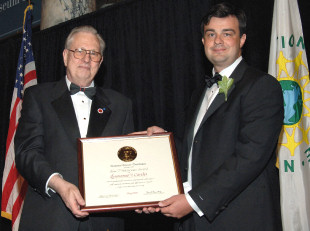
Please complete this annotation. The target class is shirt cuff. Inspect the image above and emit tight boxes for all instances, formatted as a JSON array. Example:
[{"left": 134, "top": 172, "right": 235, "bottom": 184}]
[
  {"left": 45, "top": 173, "right": 63, "bottom": 197},
  {"left": 185, "top": 193, "right": 204, "bottom": 217}
]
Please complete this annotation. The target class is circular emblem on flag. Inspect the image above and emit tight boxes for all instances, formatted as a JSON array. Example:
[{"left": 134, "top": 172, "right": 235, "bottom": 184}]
[{"left": 280, "top": 80, "right": 303, "bottom": 125}]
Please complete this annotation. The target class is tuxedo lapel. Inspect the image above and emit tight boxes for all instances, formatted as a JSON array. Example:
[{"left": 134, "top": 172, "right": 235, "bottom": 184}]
[
  {"left": 196, "top": 60, "right": 248, "bottom": 135},
  {"left": 199, "top": 84, "right": 235, "bottom": 127},
  {"left": 51, "top": 79, "right": 81, "bottom": 145},
  {"left": 185, "top": 85, "right": 208, "bottom": 153},
  {"left": 87, "top": 88, "right": 111, "bottom": 138}
]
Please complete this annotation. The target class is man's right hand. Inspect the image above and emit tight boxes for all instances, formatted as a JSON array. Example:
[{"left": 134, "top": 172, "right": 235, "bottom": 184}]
[
  {"left": 48, "top": 175, "right": 89, "bottom": 218},
  {"left": 130, "top": 126, "right": 166, "bottom": 136}
]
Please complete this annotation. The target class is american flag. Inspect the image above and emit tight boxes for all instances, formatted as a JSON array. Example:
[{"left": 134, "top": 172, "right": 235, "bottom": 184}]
[{"left": 1, "top": 5, "right": 37, "bottom": 231}]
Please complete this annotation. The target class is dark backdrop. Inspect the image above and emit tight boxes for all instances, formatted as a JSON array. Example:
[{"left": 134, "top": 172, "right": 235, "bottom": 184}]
[{"left": 1, "top": 0, "right": 310, "bottom": 230}]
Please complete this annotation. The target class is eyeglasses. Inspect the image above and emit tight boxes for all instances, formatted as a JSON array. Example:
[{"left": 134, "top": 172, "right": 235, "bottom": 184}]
[{"left": 67, "top": 48, "right": 102, "bottom": 62}]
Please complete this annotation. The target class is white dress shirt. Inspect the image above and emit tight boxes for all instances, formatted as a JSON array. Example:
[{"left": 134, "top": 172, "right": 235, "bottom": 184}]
[
  {"left": 184, "top": 56, "right": 243, "bottom": 216},
  {"left": 66, "top": 77, "right": 93, "bottom": 138}
]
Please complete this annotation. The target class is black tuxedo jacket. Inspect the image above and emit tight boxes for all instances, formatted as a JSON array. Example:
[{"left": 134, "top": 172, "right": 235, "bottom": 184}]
[
  {"left": 179, "top": 60, "right": 283, "bottom": 231},
  {"left": 15, "top": 78, "right": 134, "bottom": 231}
]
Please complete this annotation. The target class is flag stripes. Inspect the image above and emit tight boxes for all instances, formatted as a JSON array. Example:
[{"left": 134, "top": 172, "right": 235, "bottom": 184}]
[{"left": 1, "top": 5, "right": 37, "bottom": 231}]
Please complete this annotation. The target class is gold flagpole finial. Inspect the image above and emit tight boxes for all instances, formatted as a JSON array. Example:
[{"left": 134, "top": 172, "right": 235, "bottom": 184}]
[{"left": 23, "top": 3, "right": 33, "bottom": 29}]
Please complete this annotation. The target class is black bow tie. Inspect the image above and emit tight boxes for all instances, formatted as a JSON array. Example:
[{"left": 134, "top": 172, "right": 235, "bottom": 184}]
[
  {"left": 70, "top": 83, "right": 96, "bottom": 99},
  {"left": 205, "top": 73, "right": 222, "bottom": 88}
]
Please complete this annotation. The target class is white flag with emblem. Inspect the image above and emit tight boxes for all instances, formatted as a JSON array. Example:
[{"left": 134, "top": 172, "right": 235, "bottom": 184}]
[{"left": 268, "top": 0, "right": 310, "bottom": 230}]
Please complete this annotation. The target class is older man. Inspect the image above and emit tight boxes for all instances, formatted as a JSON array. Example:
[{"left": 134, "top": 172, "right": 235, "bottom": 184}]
[{"left": 15, "top": 26, "right": 134, "bottom": 231}]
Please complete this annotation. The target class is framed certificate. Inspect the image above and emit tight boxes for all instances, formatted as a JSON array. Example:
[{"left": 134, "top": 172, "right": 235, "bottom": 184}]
[{"left": 77, "top": 132, "right": 184, "bottom": 213}]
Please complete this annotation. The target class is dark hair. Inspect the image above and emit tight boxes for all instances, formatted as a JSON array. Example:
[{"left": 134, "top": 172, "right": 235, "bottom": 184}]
[{"left": 200, "top": 2, "right": 246, "bottom": 38}]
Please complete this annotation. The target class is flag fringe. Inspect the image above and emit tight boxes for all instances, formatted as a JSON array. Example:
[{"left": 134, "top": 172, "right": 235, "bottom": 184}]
[{"left": 1, "top": 211, "right": 12, "bottom": 220}]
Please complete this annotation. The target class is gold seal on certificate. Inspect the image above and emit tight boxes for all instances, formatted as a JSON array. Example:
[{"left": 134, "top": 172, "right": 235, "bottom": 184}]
[
  {"left": 77, "top": 132, "right": 184, "bottom": 213},
  {"left": 117, "top": 146, "right": 137, "bottom": 162}
]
